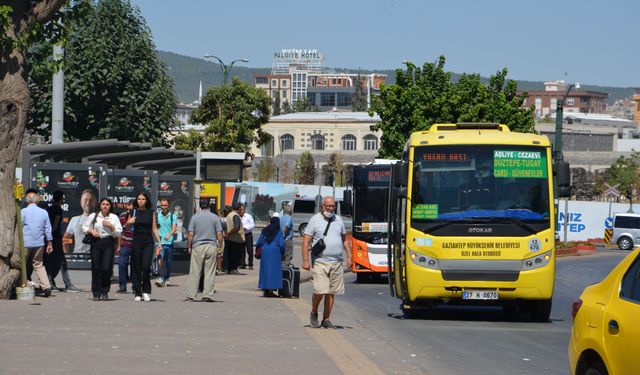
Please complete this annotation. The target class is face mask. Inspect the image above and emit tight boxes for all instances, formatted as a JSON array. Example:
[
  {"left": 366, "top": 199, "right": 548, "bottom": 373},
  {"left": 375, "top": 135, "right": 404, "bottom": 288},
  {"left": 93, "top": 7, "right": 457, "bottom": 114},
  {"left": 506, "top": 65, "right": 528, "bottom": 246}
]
[{"left": 323, "top": 211, "right": 335, "bottom": 219}]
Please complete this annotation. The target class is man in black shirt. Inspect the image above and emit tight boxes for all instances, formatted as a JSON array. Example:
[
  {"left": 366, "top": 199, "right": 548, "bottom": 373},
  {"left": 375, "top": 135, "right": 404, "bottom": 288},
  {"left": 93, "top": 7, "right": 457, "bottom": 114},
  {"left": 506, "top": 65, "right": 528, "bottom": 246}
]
[{"left": 45, "top": 191, "right": 80, "bottom": 292}]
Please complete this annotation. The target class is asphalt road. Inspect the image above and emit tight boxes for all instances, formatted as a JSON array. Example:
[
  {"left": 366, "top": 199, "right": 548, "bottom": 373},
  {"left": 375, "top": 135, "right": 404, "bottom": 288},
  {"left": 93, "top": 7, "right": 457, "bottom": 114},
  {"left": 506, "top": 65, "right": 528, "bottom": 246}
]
[{"left": 298, "top": 249, "right": 630, "bottom": 375}]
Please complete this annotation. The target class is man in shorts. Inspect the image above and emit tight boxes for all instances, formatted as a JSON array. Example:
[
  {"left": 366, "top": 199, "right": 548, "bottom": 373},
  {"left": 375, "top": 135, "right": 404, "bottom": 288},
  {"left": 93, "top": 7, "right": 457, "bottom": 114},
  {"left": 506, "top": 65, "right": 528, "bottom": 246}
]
[{"left": 301, "top": 196, "right": 352, "bottom": 329}]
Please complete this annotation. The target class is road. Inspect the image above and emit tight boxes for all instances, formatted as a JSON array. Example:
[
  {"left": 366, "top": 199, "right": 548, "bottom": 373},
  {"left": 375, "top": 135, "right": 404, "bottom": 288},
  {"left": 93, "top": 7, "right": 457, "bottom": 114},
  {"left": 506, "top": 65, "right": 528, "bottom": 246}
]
[{"left": 299, "top": 250, "right": 628, "bottom": 375}]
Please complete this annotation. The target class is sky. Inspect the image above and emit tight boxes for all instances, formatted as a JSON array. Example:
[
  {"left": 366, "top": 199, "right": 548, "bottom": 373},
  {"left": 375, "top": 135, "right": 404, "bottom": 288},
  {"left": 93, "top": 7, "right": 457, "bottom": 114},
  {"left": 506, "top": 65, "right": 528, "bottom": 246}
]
[{"left": 131, "top": 0, "right": 639, "bottom": 88}]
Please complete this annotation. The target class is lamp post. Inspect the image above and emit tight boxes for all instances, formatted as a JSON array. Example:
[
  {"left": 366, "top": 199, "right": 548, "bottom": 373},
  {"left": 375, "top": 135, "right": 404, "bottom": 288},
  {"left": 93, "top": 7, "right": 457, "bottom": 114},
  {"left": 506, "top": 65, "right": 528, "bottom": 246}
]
[
  {"left": 553, "top": 82, "right": 580, "bottom": 163},
  {"left": 204, "top": 54, "right": 249, "bottom": 86}
]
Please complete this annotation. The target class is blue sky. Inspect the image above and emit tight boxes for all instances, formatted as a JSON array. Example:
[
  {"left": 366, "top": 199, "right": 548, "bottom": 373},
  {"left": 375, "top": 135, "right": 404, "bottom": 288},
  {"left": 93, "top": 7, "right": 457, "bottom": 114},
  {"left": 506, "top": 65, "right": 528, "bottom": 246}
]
[{"left": 131, "top": 0, "right": 638, "bottom": 87}]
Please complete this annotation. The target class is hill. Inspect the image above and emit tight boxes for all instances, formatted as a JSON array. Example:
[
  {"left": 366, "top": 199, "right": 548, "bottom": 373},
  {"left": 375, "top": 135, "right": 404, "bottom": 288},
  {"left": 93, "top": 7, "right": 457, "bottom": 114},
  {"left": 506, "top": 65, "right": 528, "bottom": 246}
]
[{"left": 158, "top": 51, "right": 634, "bottom": 106}]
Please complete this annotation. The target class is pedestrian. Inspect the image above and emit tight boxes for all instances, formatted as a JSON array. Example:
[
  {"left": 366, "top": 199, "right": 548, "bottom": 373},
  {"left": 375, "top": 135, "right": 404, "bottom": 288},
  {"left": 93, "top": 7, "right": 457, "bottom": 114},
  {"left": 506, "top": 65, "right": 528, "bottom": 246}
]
[
  {"left": 127, "top": 192, "right": 162, "bottom": 302},
  {"left": 64, "top": 189, "right": 97, "bottom": 255},
  {"left": 185, "top": 199, "right": 223, "bottom": 302},
  {"left": 301, "top": 196, "right": 352, "bottom": 329},
  {"left": 22, "top": 190, "right": 54, "bottom": 297},
  {"left": 44, "top": 190, "right": 80, "bottom": 292},
  {"left": 239, "top": 204, "right": 255, "bottom": 270},
  {"left": 116, "top": 199, "right": 136, "bottom": 293},
  {"left": 217, "top": 206, "right": 231, "bottom": 274},
  {"left": 224, "top": 202, "right": 245, "bottom": 274},
  {"left": 155, "top": 198, "right": 177, "bottom": 287},
  {"left": 83, "top": 198, "right": 122, "bottom": 301},
  {"left": 280, "top": 204, "right": 294, "bottom": 267},
  {"left": 256, "top": 214, "right": 285, "bottom": 297}
]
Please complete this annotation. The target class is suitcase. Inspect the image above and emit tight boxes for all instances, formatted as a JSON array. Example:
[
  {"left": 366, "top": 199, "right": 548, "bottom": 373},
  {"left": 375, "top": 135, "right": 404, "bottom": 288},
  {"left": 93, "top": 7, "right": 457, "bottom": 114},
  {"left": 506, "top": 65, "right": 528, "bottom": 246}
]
[{"left": 279, "top": 266, "right": 300, "bottom": 298}]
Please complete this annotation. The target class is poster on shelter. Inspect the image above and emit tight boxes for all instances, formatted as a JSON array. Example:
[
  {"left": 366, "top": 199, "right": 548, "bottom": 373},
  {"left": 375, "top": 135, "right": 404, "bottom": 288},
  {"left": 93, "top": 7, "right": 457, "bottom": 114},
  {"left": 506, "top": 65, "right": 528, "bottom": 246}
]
[
  {"left": 158, "top": 177, "right": 193, "bottom": 248},
  {"left": 107, "top": 170, "right": 157, "bottom": 215}
]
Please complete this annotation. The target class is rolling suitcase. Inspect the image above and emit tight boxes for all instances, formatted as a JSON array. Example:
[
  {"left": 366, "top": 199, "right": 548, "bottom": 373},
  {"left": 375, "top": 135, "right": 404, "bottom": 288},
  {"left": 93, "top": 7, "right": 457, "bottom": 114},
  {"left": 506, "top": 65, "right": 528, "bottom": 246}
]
[{"left": 279, "top": 266, "right": 300, "bottom": 298}]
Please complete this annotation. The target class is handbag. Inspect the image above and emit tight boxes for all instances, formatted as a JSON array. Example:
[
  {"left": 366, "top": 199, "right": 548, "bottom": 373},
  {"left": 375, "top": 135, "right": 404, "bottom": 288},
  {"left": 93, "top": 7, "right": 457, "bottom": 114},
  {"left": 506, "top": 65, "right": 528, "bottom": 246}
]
[
  {"left": 81, "top": 213, "right": 99, "bottom": 244},
  {"left": 254, "top": 246, "right": 262, "bottom": 259},
  {"left": 311, "top": 219, "right": 332, "bottom": 257}
]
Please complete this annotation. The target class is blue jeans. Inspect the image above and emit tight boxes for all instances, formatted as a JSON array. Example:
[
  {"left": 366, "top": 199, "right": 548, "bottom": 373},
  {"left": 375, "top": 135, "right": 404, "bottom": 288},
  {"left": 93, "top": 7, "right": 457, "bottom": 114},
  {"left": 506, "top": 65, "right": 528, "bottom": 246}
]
[
  {"left": 118, "top": 246, "right": 132, "bottom": 290},
  {"left": 160, "top": 244, "right": 174, "bottom": 282}
]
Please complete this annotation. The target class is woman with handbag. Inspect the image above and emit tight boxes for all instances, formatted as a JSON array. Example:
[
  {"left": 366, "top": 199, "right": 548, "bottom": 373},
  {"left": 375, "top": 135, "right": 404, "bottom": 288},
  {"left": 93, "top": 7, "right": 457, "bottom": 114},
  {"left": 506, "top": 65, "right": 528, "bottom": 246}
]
[
  {"left": 256, "top": 214, "right": 285, "bottom": 297},
  {"left": 82, "top": 198, "right": 122, "bottom": 301},
  {"left": 126, "top": 192, "right": 162, "bottom": 302}
]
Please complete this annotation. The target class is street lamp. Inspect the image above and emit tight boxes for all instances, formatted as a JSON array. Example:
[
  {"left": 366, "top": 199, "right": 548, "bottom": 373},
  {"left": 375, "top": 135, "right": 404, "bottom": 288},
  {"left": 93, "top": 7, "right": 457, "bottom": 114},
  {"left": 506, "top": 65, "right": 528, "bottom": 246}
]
[
  {"left": 553, "top": 82, "right": 580, "bottom": 163},
  {"left": 204, "top": 54, "right": 249, "bottom": 86}
]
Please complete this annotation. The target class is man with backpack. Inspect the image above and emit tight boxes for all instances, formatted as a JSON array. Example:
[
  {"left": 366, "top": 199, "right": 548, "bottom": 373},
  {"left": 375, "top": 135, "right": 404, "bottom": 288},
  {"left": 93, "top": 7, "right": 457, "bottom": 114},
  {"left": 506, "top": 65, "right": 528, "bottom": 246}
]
[{"left": 155, "top": 198, "right": 177, "bottom": 287}]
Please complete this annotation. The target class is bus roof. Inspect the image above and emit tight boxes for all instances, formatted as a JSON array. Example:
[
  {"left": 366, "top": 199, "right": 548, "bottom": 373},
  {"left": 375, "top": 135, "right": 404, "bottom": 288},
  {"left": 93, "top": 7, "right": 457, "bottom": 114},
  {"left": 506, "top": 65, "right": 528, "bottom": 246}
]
[{"left": 408, "top": 123, "right": 551, "bottom": 147}]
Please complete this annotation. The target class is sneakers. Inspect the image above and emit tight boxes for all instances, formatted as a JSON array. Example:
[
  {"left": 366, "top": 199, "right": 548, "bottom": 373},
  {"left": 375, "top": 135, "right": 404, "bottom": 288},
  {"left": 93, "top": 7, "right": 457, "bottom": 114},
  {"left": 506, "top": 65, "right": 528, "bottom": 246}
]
[
  {"left": 36, "top": 288, "right": 51, "bottom": 298},
  {"left": 134, "top": 296, "right": 142, "bottom": 302},
  {"left": 116, "top": 288, "right": 127, "bottom": 294},
  {"left": 143, "top": 293, "right": 151, "bottom": 302},
  {"left": 65, "top": 285, "right": 81, "bottom": 293},
  {"left": 321, "top": 320, "right": 336, "bottom": 329},
  {"left": 310, "top": 311, "right": 320, "bottom": 328},
  {"left": 155, "top": 278, "right": 165, "bottom": 287}
]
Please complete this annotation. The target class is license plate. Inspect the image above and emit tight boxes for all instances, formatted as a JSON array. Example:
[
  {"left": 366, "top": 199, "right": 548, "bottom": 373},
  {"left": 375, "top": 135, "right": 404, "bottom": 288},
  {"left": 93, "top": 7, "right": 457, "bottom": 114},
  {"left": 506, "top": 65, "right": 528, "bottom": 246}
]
[{"left": 462, "top": 290, "right": 499, "bottom": 300}]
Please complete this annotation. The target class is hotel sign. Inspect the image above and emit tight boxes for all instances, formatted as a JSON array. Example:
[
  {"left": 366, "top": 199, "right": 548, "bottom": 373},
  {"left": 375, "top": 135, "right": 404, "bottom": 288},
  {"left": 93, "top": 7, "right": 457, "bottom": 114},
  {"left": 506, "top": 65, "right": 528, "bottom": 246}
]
[{"left": 273, "top": 49, "right": 320, "bottom": 59}]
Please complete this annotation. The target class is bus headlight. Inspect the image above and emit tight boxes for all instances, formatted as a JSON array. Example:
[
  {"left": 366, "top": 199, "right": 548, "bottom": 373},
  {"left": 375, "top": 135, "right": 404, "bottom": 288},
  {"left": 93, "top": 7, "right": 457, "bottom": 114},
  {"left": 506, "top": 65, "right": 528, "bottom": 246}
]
[
  {"left": 521, "top": 251, "right": 552, "bottom": 271},
  {"left": 409, "top": 250, "right": 440, "bottom": 270}
]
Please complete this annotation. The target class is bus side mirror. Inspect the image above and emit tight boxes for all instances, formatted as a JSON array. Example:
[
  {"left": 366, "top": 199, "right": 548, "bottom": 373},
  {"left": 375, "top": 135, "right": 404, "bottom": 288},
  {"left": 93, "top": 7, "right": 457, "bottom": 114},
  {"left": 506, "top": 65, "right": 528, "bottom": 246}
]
[
  {"left": 393, "top": 161, "right": 408, "bottom": 187},
  {"left": 555, "top": 161, "right": 571, "bottom": 198},
  {"left": 343, "top": 189, "right": 352, "bottom": 207}
]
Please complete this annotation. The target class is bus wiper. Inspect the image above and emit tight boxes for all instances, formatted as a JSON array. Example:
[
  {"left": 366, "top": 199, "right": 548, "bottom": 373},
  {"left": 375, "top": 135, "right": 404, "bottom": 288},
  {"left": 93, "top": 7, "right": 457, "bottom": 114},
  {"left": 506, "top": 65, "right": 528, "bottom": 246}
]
[{"left": 484, "top": 216, "right": 537, "bottom": 234}]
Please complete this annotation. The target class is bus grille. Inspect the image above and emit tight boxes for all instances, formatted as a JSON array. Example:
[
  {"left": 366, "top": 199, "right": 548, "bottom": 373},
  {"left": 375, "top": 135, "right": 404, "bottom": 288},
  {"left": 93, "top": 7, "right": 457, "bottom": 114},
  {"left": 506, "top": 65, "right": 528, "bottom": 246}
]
[{"left": 441, "top": 270, "right": 520, "bottom": 282}]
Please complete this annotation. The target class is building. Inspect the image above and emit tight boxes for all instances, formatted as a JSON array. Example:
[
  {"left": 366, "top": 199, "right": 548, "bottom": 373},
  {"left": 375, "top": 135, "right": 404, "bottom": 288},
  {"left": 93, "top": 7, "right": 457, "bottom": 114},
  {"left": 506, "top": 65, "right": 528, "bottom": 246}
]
[
  {"left": 522, "top": 80, "right": 608, "bottom": 118},
  {"left": 175, "top": 103, "right": 197, "bottom": 125},
  {"left": 254, "top": 48, "right": 386, "bottom": 111},
  {"left": 633, "top": 88, "right": 640, "bottom": 124},
  {"left": 251, "top": 112, "right": 382, "bottom": 175}
]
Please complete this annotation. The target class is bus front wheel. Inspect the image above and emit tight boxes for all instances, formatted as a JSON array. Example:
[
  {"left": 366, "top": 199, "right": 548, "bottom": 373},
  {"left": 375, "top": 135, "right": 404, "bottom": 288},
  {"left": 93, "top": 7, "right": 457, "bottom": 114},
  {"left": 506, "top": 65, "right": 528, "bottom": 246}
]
[{"left": 530, "top": 299, "right": 552, "bottom": 322}]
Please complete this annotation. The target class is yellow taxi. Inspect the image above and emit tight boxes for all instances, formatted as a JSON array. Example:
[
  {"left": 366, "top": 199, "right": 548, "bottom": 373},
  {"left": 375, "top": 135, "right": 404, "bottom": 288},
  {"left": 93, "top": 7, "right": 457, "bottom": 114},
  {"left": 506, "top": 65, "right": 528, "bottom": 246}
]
[{"left": 568, "top": 247, "right": 640, "bottom": 375}]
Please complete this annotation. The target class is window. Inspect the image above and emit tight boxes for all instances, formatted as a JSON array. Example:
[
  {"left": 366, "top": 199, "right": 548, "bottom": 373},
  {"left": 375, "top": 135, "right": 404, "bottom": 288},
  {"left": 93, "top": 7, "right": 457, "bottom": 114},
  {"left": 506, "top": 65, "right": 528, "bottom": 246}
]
[
  {"left": 566, "top": 98, "right": 575, "bottom": 106},
  {"left": 255, "top": 77, "right": 268, "bottom": 84},
  {"left": 281, "top": 80, "right": 287, "bottom": 87},
  {"left": 271, "top": 79, "right": 277, "bottom": 87},
  {"left": 342, "top": 134, "right": 356, "bottom": 151},
  {"left": 363, "top": 134, "right": 378, "bottom": 151},
  {"left": 272, "top": 90, "right": 277, "bottom": 98},
  {"left": 260, "top": 136, "right": 274, "bottom": 157},
  {"left": 337, "top": 93, "right": 351, "bottom": 107},
  {"left": 615, "top": 215, "right": 640, "bottom": 229},
  {"left": 293, "top": 199, "right": 316, "bottom": 214},
  {"left": 280, "top": 134, "right": 294, "bottom": 151},
  {"left": 282, "top": 90, "right": 287, "bottom": 98},
  {"left": 320, "top": 92, "right": 335, "bottom": 107},
  {"left": 620, "top": 254, "right": 640, "bottom": 302},
  {"left": 311, "top": 134, "right": 325, "bottom": 150},
  {"left": 306, "top": 93, "right": 316, "bottom": 106}
]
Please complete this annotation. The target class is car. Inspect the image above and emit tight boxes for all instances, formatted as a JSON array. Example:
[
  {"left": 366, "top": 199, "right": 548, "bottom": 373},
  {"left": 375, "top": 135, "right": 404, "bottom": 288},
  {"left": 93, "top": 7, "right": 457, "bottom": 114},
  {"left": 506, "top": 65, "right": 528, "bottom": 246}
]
[
  {"left": 568, "top": 246, "right": 640, "bottom": 375},
  {"left": 290, "top": 197, "right": 352, "bottom": 236},
  {"left": 611, "top": 213, "right": 640, "bottom": 250}
]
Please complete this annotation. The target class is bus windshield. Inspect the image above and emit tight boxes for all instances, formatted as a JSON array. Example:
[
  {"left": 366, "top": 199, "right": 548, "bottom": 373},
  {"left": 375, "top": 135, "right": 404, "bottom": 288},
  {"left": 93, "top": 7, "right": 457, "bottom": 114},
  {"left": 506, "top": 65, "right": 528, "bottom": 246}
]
[
  {"left": 353, "top": 166, "right": 391, "bottom": 234},
  {"left": 411, "top": 145, "right": 550, "bottom": 229}
]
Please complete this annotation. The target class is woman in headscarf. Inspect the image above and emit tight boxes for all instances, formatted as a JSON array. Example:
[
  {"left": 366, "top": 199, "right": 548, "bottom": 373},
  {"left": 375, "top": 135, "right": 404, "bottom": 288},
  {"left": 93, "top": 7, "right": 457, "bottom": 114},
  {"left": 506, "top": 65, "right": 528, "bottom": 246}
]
[{"left": 256, "top": 213, "right": 285, "bottom": 297}]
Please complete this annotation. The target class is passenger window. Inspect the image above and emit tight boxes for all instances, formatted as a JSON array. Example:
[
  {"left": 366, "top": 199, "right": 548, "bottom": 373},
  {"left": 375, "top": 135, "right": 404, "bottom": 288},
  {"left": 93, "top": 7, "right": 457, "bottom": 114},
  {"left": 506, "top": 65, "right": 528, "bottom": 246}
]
[
  {"left": 620, "top": 254, "right": 640, "bottom": 303},
  {"left": 294, "top": 200, "right": 316, "bottom": 214}
]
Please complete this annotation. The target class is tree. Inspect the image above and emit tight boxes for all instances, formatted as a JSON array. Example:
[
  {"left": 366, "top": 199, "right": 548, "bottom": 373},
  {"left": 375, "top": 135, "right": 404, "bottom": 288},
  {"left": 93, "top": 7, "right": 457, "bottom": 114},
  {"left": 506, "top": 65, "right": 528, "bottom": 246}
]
[
  {"left": 1, "top": 0, "right": 72, "bottom": 299},
  {"left": 251, "top": 194, "right": 274, "bottom": 221},
  {"left": 255, "top": 157, "right": 276, "bottom": 182},
  {"left": 272, "top": 92, "right": 281, "bottom": 116},
  {"left": 278, "top": 158, "right": 294, "bottom": 183},
  {"left": 294, "top": 151, "right": 316, "bottom": 184},
  {"left": 370, "top": 55, "right": 535, "bottom": 159},
  {"left": 28, "top": 0, "right": 178, "bottom": 145},
  {"left": 321, "top": 152, "right": 346, "bottom": 186},
  {"left": 281, "top": 99, "right": 292, "bottom": 114},
  {"left": 173, "top": 77, "right": 271, "bottom": 152},
  {"left": 291, "top": 95, "right": 318, "bottom": 113},
  {"left": 608, "top": 152, "right": 640, "bottom": 211},
  {"left": 351, "top": 75, "right": 367, "bottom": 111}
]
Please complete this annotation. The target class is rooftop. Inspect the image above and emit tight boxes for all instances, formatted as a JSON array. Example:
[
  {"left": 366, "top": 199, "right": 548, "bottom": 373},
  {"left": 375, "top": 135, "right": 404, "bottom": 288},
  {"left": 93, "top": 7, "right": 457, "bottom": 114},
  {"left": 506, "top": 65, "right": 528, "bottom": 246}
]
[{"left": 270, "top": 112, "right": 381, "bottom": 122}]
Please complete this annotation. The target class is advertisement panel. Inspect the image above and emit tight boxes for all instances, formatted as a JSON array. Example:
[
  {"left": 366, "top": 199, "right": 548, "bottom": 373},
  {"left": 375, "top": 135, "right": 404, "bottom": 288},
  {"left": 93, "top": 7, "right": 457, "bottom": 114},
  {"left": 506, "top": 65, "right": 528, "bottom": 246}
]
[
  {"left": 556, "top": 200, "right": 640, "bottom": 242},
  {"left": 158, "top": 175, "right": 193, "bottom": 249},
  {"left": 29, "top": 163, "right": 108, "bottom": 264},
  {"left": 107, "top": 169, "right": 158, "bottom": 215}
]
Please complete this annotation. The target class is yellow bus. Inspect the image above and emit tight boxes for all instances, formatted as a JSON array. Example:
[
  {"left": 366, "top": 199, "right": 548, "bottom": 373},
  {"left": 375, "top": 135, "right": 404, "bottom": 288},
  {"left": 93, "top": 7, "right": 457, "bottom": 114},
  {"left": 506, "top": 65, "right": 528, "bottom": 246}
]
[{"left": 387, "top": 123, "right": 571, "bottom": 321}]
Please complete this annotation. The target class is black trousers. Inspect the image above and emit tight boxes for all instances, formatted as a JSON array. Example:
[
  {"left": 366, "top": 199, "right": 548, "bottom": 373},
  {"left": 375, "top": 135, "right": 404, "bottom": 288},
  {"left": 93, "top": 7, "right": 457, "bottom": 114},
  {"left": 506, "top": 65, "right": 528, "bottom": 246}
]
[
  {"left": 90, "top": 238, "right": 114, "bottom": 297},
  {"left": 243, "top": 232, "right": 254, "bottom": 267},
  {"left": 131, "top": 241, "right": 154, "bottom": 296},
  {"left": 225, "top": 240, "right": 244, "bottom": 272},
  {"left": 44, "top": 236, "right": 64, "bottom": 281}
]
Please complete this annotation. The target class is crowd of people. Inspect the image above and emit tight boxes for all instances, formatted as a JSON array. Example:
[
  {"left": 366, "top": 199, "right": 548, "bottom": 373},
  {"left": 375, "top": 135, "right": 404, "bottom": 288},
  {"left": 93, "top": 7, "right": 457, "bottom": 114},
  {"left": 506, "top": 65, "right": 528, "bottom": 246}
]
[{"left": 20, "top": 190, "right": 351, "bottom": 329}]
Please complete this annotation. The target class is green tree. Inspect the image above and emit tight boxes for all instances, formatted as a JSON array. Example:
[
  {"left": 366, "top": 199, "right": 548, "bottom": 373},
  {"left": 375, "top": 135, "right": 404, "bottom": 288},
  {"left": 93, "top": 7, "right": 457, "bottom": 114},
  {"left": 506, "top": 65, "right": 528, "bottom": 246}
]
[
  {"left": 291, "top": 95, "right": 318, "bottom": 113},
  {"left": 1, "top": 0, "right": 77, "bottom": 299},
  {"left": 281, "top": 99, "right": 292, "bottom": 114},
  {"left": 28, "top": 0, "right": 178, "bottom": 145},
  {"left": 351, "top": 75, "right": 368, "bottom": 111},
  {"left": 294, "top": 151, "right": 316, "bottom": 184},
  {"left": 251, "top": 194, "right": 274, "bottom": 221},
  {"left": 272, "top": 92, "right": 281, "bottom": 116},
  {"left": 321, "top": 152, "right": 346, "bottom": 186},
  {"left": 174, "top": 77, "right": 271, "bottom": 152},
  {"left": 255, "top": 157, "right": 276, "bottom": 182},
  {"left": 608, "top": 152, "right": 640, "bottom": 211},
  {"left": 370, "top": 55, "right": 535, "bottom": 159}
]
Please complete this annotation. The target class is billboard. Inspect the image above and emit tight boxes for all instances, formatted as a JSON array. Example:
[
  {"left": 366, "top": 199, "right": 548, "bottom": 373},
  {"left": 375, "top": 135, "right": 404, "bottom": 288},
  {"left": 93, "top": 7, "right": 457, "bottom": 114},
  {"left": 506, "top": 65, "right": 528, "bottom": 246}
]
[
  {"left": 107, "top": 169, "right": 158, "bottom": 215},
  {"left": 158, "top": 175, "right": 194, "bottom": 249}
]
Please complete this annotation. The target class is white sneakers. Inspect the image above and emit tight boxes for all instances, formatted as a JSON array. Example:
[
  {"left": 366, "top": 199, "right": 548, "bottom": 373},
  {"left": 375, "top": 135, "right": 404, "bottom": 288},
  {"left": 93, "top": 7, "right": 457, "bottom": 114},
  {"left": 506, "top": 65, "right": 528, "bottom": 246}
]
[
  {"left": 143, "top": 293, "right": 151, "bottom": 302},
  {"left": 134, "top": 296, "right": 141, "bottom": 302}
]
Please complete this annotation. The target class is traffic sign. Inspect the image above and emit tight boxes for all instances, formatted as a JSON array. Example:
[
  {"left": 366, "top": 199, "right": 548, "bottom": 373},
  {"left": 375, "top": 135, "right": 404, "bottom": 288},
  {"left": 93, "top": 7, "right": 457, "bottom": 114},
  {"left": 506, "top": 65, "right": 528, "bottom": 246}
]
[
  {"left": 603, "top": 183, "right": 620, "bottom": 198},
  {"left": 604, "top": 217, "right": 613, "bottom": 229}
]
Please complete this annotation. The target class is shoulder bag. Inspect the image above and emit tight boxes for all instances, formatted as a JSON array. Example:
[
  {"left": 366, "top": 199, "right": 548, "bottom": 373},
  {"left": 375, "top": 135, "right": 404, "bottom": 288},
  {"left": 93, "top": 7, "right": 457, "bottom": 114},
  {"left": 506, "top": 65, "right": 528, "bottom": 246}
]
[
  {"left": 310, "top": 218, "right": 332, "bottom": 257},
  {"left": 81, "top": 213, "right": 99, "bottom": 244}
]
